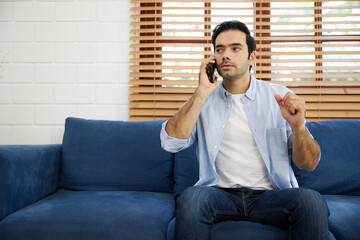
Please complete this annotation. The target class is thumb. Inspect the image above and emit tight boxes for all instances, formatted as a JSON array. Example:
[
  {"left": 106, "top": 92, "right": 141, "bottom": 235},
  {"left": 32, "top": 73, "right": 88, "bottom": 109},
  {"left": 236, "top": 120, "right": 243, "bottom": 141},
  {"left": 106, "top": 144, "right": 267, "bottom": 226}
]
[{"left": 274, "top": 94, "right": 283, "bottom": 105}]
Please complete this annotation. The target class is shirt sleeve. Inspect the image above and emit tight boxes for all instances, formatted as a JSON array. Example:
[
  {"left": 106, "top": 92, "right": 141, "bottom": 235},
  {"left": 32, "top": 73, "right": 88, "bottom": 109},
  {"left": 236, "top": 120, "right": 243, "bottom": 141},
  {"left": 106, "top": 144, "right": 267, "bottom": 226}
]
[{"left": 160, "top": 120, "right": 197, "bottom": 153}]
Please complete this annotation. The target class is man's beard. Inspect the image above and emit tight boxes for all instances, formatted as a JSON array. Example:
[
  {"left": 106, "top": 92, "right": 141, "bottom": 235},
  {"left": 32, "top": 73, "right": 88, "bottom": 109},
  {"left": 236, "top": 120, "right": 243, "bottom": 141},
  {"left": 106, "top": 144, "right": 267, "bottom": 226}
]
[
  {"left": 218, "top": 61, "right": 240, "bottom": 81},
  {"left": 218, "top": 60, "right": 250, "bottom": 81}
]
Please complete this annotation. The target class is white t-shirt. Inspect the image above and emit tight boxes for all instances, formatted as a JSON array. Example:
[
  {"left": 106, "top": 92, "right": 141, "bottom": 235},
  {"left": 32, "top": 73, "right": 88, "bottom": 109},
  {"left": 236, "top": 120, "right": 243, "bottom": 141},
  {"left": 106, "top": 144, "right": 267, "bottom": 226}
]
[{"left": 215, "top": 94, "right": 274, "bottom": 190}]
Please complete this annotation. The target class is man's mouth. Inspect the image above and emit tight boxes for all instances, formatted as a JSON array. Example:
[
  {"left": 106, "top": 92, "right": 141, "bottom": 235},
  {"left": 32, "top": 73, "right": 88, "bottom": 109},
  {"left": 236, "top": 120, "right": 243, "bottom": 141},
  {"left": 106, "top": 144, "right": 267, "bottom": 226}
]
[{"left": 221, "top": 64, "right": 234, "bottom": 69}]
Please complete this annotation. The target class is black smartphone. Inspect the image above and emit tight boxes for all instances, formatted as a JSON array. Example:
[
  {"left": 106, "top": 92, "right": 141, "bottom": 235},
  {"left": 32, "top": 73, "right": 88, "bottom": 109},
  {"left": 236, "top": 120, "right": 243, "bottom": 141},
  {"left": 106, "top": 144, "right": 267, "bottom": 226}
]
[{"left": 208, "top": 62, "right": 217, "bottom": 83}]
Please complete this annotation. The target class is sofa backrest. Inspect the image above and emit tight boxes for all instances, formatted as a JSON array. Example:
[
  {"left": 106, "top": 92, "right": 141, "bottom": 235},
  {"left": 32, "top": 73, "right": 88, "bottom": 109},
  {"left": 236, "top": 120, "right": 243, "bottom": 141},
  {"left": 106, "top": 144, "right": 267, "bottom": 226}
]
[
  {"left": 60, "top": 117, "right": 174, "bottom": 193},
  {"left": 173, "top": 120, "right": 360, "bottom": 197},
  {"left": 173, "top": 143, "right": 198, "bottom": 198},
  {"left": 293, "top": 120, "right": 360, "bottom": 196}
]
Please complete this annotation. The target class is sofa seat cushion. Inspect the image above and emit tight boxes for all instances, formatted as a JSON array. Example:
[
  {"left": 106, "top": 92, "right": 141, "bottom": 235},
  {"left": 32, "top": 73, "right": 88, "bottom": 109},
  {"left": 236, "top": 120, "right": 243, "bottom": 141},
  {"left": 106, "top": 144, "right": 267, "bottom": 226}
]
[
  {"left": 0, "top": 189, "right": 175, "bottom": 240},
  {"left": 167, "top": 217, "right": 336, "bottom": 240},
  {"left": 166, "top": 218, "right": 287, "bottom": 240},
  {"left": 324, "top": 194, "right": 360, "bottom": 240},
  {"left": 213, "top": 221, "right": 287, "bottom": 240}
]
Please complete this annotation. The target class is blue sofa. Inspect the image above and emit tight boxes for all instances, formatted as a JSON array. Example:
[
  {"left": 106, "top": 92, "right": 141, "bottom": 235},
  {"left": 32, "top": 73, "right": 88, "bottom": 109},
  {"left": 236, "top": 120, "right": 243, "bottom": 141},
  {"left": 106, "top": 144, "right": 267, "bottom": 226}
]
[{"left": 0, "top": 117, "right": 359, "bottom": 240}]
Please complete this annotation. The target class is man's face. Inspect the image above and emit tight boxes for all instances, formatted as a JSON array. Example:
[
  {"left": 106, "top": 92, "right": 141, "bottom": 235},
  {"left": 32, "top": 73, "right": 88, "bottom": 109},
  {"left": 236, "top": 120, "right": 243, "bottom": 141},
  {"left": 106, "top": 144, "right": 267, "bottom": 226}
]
[{"left": 214, "top": 30, "right": 255, "bottom": 82}]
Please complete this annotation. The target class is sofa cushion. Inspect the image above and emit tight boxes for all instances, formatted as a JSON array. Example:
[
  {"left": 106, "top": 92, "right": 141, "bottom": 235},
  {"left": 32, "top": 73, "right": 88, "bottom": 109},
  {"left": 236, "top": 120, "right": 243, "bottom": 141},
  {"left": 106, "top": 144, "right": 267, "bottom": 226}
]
[
  {"left": 324, "top": 194, "right": 360, "bottom": 240},
  {"left": 167, "top": 218, "right": 288, "bottom": 240},
  {"left": 60, "top": 117, "right": 173, "bottom": 192},
  {"left": 0, "top": 189, "right": 175, "bottom": 240},
  {"left": 173, "top": 143, "right": 199, "bottom": 198},
  {"left": 167, "top": 218, "right": 335, "bottom": 240},
  {"left": 293, "top": 120, "right": 360, "bottom": 195}
]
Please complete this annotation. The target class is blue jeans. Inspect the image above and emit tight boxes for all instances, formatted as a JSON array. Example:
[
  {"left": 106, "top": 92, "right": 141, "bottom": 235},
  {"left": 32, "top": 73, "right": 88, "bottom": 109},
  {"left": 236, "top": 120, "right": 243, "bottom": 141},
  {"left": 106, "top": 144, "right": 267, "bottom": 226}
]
[{"left": 175, "top": 186, "right": 330, "bottom": 240}]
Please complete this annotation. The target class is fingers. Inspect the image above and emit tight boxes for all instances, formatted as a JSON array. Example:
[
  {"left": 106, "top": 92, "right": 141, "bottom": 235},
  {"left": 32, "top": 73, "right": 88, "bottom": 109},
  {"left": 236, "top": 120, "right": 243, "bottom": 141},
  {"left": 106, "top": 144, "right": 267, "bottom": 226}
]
[
  {"left": 200, "top": 56, "right": 215, "bottom": 72},
  {"left": 199, "top": 56, "right": 216, "bottom": 85},
  {"left": 275, "top": 92, "right": 305, "bottom": 115}
]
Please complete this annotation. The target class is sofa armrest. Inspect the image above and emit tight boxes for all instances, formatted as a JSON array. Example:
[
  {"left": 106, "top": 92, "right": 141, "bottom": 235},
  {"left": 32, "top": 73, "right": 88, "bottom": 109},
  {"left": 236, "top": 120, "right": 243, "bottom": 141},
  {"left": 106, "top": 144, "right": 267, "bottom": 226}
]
[{"left": 0, "top": 144, "right": 62, "bottom": 221}]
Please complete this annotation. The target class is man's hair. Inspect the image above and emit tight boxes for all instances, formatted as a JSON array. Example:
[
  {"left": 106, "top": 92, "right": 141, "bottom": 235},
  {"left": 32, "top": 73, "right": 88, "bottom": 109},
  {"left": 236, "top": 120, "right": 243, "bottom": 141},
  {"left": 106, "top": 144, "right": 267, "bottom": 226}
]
[{"left": 212, "top": 20, "right": 256, "bottom": 70}]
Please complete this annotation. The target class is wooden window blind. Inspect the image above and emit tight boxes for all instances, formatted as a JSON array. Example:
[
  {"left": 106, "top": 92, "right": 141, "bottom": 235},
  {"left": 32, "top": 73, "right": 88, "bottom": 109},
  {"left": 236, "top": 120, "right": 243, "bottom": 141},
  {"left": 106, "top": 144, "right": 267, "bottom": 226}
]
[{"left": 129, "top": 0, "right": 360, "bottom": 121}]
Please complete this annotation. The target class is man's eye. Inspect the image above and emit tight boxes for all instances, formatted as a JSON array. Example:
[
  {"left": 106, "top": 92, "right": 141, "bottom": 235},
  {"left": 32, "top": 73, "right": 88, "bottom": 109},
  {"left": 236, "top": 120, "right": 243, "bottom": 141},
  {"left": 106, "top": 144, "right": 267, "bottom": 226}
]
[{"left": 216, "top": 49, "right": 223, "bottom": 53}]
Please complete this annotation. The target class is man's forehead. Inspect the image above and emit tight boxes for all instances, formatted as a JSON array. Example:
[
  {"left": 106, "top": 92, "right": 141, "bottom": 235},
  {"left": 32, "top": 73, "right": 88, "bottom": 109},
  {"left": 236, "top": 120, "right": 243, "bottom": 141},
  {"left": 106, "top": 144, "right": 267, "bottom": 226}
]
[{"left": 215, "top": 29, "right": 247, "bottom": 46}]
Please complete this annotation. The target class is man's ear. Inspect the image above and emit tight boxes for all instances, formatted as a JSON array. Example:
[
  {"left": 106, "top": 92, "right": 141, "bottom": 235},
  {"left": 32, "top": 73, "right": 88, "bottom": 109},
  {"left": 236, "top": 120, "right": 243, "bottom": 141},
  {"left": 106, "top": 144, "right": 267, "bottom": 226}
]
[{"left": 249, "top": 51, "right": 256, "bottom": 67}]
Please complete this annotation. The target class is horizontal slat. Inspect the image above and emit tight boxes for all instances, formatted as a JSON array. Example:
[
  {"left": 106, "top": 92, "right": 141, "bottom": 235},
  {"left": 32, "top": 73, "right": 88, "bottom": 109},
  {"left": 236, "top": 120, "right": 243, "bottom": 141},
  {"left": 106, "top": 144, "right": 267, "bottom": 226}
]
[
  {"left": 132, "top": 0, "right": 359, "bottom": 3},
  {"left": 128, "top": 108, "right": 360, "bottom": 118},
  {"left": 130, "top": 86, "right": 196, "bottom": 93},
  {"left": 130, "top": 58, "right": 360, "bottom": 63},
  {"left": 275, "top": 81, "right": 360, "bottom": 87},
  {"left": 253, "top": 73, "right": 360, "bottom": 78},
  {"left": 129, "top": 79, "right": 199, "bottom": 85},
  {"left": 130, "top": 65, "right": 359, "bottom": 71},
  {"left": 128, "top": 116, "right": 360, "bottom": 122},
  {"left": 132, "top": 0, "right": 359, "bottom": 2},
  {"left": 306, "top": 110, "right": 360, "bottom": 118},
  {"left": 129, "top": 92, "right": 360, "bottom": 103},
  {"left": 129, "top": 93, "right": 192, "bottom": 101},
  {"left": 130, "top": 65, "right": 200, "bottom": 70},
  {"left": 131, "top": 21, "right": 360, "bottom": 27},
  {"left": 301, "top": 95, "right": 360, "bottom": 102},
  {"left": 129, "top": 42, "right": 360, "bottom": 49},
  {"left": 129, "top": 109, "right": 178, "bottom": 116},
  {"left": 129, "top": 80, "right": 360, "bottom": 87},
  {"left": 131, "top": 6, "right": 360, "bottom": 11},
  {"left": 129, "top": 86, "right": 360, "bottom": 94},
  {"left": 129, "top": 101, "right": 184, "bottom": 109},
  {"left": 131, "top": 28, "right": 360, "bottom": 34},
  {"left": 128, "top": 101, "right": 360, "bottom": 110},
  {"left": 130, "top": 50, "right": 360, "bottom": 56},
  {"left": 131, "top": 13, "right": 360, "bottom": 19},
  {"left": 306, "top": 102, "right": 360, "bottom": 110},
  {"left": 130, "top": 35, "right": 359, "bottom": 42}
]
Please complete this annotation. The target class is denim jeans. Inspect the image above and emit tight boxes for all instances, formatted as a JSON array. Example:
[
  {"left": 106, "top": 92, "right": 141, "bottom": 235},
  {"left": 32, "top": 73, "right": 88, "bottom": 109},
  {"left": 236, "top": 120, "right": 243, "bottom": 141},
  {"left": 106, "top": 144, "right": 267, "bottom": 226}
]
[{"left": 175, "top": 186, "right": 330, "bottom": 240}]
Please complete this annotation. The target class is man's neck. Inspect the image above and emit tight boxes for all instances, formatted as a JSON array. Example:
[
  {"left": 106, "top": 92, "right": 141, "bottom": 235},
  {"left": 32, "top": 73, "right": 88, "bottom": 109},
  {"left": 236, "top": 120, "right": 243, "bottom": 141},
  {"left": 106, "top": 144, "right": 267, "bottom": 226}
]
[{"left": 222, "top": 74, "right": 251, "bottom": 94}]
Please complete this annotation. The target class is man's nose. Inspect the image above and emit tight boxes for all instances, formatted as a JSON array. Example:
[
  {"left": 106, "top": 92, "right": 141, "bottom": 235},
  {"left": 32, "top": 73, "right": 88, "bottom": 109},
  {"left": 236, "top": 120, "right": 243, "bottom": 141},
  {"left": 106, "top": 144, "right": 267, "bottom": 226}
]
[{"left": 222, "top": 49, "right": 231, "bottom": 61}]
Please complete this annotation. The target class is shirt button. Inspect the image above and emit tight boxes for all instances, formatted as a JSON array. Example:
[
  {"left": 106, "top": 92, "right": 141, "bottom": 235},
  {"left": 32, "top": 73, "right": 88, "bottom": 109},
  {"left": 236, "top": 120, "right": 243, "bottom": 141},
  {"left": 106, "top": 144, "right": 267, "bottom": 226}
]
[
  {"left": 227, "top": 104, "right": 231, "bottom": 108},
  {"left": 214, "top": 146, "right": 218, "bottom": 149},
  {"left": 222, "top": 125, "right": 225, "bottom": 128}
]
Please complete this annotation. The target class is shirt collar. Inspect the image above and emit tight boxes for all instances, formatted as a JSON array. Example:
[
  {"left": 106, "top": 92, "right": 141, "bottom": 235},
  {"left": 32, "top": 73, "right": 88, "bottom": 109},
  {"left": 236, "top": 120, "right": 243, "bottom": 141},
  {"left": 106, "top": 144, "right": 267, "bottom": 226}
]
[
  {"left": 245, "top": 75, "right": 257, "bottom": 101},
  {"left": 217, "top": 75, "right": 257, "bottom": 101}
]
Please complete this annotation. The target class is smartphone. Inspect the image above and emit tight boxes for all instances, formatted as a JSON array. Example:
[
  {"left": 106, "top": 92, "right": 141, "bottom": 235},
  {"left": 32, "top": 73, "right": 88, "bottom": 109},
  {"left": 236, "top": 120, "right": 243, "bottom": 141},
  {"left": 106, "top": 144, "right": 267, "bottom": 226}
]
[{"left": 208, "top": 62, "right": 217, "bottom": 83}]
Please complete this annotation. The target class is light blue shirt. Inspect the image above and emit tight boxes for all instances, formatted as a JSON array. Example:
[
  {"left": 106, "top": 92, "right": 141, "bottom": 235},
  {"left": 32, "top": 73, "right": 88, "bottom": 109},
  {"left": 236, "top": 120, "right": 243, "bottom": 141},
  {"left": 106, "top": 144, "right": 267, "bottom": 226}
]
[{"left": 161, "top": 75, "right": 314, "bottom": 189}]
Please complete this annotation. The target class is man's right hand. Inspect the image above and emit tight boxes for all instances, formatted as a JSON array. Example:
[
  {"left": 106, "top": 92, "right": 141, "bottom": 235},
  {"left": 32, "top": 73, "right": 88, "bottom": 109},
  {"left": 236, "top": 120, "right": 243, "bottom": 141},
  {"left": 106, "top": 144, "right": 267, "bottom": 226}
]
[
  {"left": 165, "top": 57, "right": 219, "bottom": 139},
  {"left": 198, "top": 56, "right": 218, "bottom": 96}
]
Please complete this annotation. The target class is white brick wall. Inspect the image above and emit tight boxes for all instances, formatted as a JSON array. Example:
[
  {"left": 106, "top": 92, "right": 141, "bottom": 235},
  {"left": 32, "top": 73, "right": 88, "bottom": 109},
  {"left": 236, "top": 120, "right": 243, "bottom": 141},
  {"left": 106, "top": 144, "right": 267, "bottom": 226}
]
[{"left": 0, "top": 0, "right": 130, "bottom": 144}]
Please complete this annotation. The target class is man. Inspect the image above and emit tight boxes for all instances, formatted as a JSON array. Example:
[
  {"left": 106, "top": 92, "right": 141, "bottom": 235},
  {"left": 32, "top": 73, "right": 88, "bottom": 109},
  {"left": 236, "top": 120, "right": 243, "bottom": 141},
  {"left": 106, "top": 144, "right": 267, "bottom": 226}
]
[{"left": 160, "top": 20, "right": 329, "bottom": 240}]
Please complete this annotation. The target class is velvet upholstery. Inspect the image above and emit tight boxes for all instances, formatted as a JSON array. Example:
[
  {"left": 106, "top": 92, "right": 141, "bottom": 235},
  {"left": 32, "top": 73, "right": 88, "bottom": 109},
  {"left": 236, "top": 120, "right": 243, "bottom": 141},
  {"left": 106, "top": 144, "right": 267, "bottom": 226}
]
[
  {"left": 60, "top": 118, "right": 173, "bottom": 193},
  {"left": 167, "top": 218, "right": 336, "bottom": 240},
  {"left": 0, "top": 118, "right": 359, "bottom": 240},
  {"left": 0, "top": 189, "right": 174, "bottom": 240},
  {"left": 0, "top": 145, "right": 61, "bottom": 221},
  {"left": 293, "top": 120, "right": 360, "bottom": 195},
  {"left": 324, "top": 195, "right": 360, "bottom": 240},
  {"left": 173, "top": 143, "right": 198, "bottom": 199}
]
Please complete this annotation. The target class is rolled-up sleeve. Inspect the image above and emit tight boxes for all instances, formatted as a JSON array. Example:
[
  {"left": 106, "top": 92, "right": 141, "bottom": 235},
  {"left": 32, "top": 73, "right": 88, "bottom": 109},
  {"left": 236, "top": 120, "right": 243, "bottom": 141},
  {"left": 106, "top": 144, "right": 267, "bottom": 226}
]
[{"left": 160, "top": 120, "right": 196, "bottom": 153}]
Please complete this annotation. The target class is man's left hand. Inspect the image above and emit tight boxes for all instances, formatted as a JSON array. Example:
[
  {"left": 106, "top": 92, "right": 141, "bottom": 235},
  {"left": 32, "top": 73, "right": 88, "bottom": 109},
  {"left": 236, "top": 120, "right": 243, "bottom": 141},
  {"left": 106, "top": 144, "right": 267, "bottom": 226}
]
[{"left": 275, "top": 92, "right": 306, "bottom": 129}]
